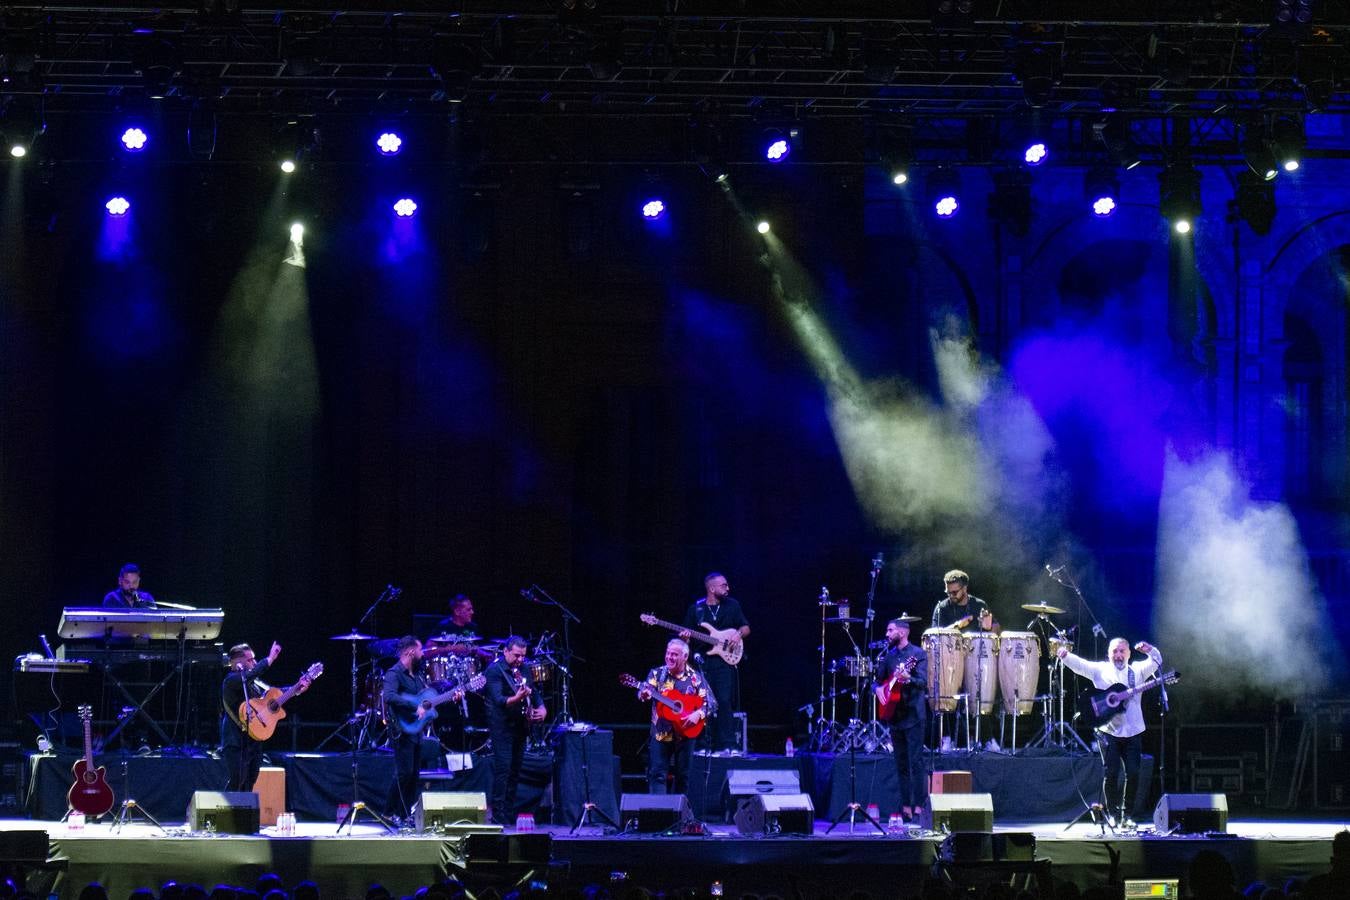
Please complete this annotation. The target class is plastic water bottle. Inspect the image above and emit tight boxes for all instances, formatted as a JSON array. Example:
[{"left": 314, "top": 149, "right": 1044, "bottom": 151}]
[{"left": 784, "top": 737, "right": 794, "bottom": 757}]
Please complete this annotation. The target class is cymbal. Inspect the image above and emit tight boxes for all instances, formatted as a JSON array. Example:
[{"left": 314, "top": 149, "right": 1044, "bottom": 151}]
[
  {"left": 1021, "top": 603, "right": 1066, "bottom": 615},
  {"left": 331, "top": 630, "right": 375, "bottom": 641},
  {"left": 894, "top": 614, "right": 922, "bottom": 623},
  {"left": 428, "top": 634, "right": 481, "bottom": 644},
  {"left": 825, "top": 616, "right": 866, "bottom": 623}
]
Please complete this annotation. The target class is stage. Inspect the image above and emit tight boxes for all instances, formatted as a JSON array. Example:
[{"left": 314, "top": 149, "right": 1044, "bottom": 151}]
[{"left": 2, "top": 817, "right": 1346, "bottom": 899}]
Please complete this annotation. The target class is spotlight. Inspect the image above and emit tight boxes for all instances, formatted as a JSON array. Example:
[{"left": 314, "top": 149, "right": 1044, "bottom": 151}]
[
  {"left": 120, "top": 127, "right": 149, "bottom": 152},
  {"left": 280, "top": 160, "right": 296, "bottom": 173},
  {"left": 756, "top": 220, "right": 771, "bottom": 234},
  {"left": 765, "top": 137, "right": 789, "bottom": 162},
  {"left": 641, "top": 198, "right": 666, "bottom": 220},
  {"left": 105, "top": 196, "right": 131, "bottom": 216},
  {"left": 1234, "top": 169, "right": 1276, "bottom": 235},
  {"left": 376, "top": 131, "right": 403, "bottom": 156},
  {"left": 290, "top": 223, "right": 305, "bottom": 242},
  {"left": 892, "top": 171, "right": 909, "bottom": 186},
  {"left": 935, "top": 195, "right": 959, "bottom": 217},
  {"left": 928, "top": 168, "right": 961, "bottom": 218},
  {"left": 1023, "top": 142, "right": 1048, "bottom": 166},
  {"left": 1242, "top": 121, "right": 1278, "bottom": 182},
  {"left": 1093, "top": 116, "right": 1142, "bottom": 171},
  {"left": 762, "top": 126, "right": 800, "bottom": 163},
  {"left": 393, "top": 198, "right": 418, "bottom": 218},
  {"left": 9, "top": 144, "right": 26, "bottom": 159},
  {"left": 1271, "top": 116, "right": 1304, "bottom": 173},
  {"left": 274, "top": 116, "right": 319, "bottom": 172},
  {"left": 1017, "top": 43, "right": 1060, "bottom": 109},
  {"left": 1085, "top": 167, "right": 1120, "bottom": 218},
  {"left": 1159, "top": 162, "right": 1201, "bottom": 232}
]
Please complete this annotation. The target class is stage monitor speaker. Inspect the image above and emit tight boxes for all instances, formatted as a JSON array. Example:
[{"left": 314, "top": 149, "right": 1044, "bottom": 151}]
[
  {"left": 619, "top": 793, "right": 691, "bottom": 833},
  {"left": 1152, "top": 793, "right": 1228, "bottom": 834},
  {"left": 725, "top": 768, "right": 801, "bottom": 798},
  {"left": 733, "top": 792, "right": 814, "bottom": 835},
  {"left": 416, "top": 791, "right": 488, "bottom": 831},
  {"left": 187, "top": 791, "right": 259, "bottom": 834},
  {"left": 924, "top": 792, "right": 993, "bottom": 832}
]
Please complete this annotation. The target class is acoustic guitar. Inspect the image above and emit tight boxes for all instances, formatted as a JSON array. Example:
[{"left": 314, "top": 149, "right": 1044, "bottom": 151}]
[
  {"left": 240, "top": 662, "right": 324, "bottom": 741},
  {"left": 392, "top": 673, "right": 487, "bottom": 735},
  {"left": 638, "top": 613, "right": 744, "bottom": 666},
  {"left": 620, "top": 673, "right": 706, "bottom": 739},
  {"left": 875, "top": 656, "right": 921, "bottom": 723},
  {"left": 1076, "top": 671, "right": 1180, "bottom": 729},
  {"left": 67, "top": 705, "right": 114, "bottom": 818}
]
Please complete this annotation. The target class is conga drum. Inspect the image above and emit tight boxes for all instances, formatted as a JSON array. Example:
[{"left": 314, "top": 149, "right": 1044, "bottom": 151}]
[
  {"left": 997, "top": 631, "right": 1041, "bottom": 715},
  {"left": 962, "top": 632, "right": 1000, "bottom": 715},
  {"left": 921, "top": 627, "right": 967, "bottom": 713}
]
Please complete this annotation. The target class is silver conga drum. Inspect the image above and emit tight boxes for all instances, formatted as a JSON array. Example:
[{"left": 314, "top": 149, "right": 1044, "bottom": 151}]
[
  {"left": 922, "top": 627, "right": 967, "bottom": 713},
  {"left": 997, "top": 631, "right": 1041, "bottom": 715},
  {"left": 962, "top": 632, "right": 1000, "bottom": 715}
]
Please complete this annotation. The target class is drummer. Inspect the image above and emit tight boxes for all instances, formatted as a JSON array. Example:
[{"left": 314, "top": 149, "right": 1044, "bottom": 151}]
[
  {"left": 436, "top": 594, "right": 481, "bottom": 644},
  {"left": 429, "top": 594, "right": 487, "bottom": 752},
  {"left": 930, "top": 569, "right": 1000, "bottom": 752}
]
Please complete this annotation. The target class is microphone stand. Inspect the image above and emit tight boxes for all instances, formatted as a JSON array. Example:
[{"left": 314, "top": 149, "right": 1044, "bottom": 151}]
[
  {"left": 523, "top": 584, "right": 581, "bottom": 726},
  {"left": 1156, "top": 651, "right": 1170, "bottom": 801}
]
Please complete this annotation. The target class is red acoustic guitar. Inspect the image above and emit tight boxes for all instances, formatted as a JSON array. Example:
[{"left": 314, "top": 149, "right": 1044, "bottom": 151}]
[
  {"left": 68, "top": 705, "right": 114, "bottom": 818},
  {"left": 620, "top": 674, "right": 705, "bottom": 739},
  {"left": 875, "top": 656, "right": 921, "bottom": 723}
]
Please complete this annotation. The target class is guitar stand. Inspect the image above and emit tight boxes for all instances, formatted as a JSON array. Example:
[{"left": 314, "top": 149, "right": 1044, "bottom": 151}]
[
  {"left": 337, "top": 801, "right": 394, "bottom": 835},
  {"left": 112, "top": 799, "right": 164, "bottom": 834},
  {"left": 569, "top": 727, "right": 618, "bottom": 834},
  {"left": 826, "top": 742, "right": 885, "bottom": 835}
]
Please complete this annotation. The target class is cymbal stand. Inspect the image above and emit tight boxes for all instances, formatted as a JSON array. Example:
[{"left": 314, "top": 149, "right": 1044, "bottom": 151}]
[
  {"left": 111, "top": 753, "right": 164, "bottom": 834},
  {"left": 814, "top": 588, "right": 832, "bottom": 752},
  {"left": 335, "top": 635, "right": 392, "bottom": 835}
]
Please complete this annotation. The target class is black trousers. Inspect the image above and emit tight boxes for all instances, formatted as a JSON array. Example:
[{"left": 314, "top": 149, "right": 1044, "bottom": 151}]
[
  {"left": 889, "top": 718, "right": 928, "bottom": 809},
  {"left": 489, "top": 724, "right": 527, "bottom": 824},
  {"left": 386, "top": 730, "right": 423, "bottom": 820},
  {"left": 220, "top": 719, "right": 262, "bottom": 793},
  {"left": 647, "top": 735, "right": 694, "bottom": 794},
  {"left": 1098, "top": 731, "right": 1143, "bottom": 819},
  {"left": 701, "top": 659, "right": 739, "bottom": 751}
]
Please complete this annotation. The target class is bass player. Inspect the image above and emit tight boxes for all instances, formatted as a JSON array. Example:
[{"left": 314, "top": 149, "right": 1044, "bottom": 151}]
[
  {"left": 639, "top": 638, "right": 715, "bottom": 795},
  {"left": 874, "top": 616, "right": 928, "bottom": 822},
  {"left": 221, "top": 641, "right": 311, "bottom": 792},
  {"left": 680, "top": 572, "right": 749, "bottom": 754},
  {"left": 1057, "top": 637, "right": 1162, "bottom": 829}
]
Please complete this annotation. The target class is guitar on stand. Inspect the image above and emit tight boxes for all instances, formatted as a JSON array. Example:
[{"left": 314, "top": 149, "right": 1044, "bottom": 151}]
[
  {"left": 638, "top": 614, "right": 743, "bottom": 666},
  {"left": 68, "top": 705, "right": 114, "bottom": 818},
  {"left": 240, "top": 663, "right": 324, "bottom": 741},
  {"left": 619, "top": 674, "right": 705, "bottom": 738}
]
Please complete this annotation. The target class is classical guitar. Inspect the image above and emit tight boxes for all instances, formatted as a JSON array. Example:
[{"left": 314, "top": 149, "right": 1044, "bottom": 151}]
[
  {"left": 393, "top": 673, "right": 488, "bottom": 736},
  {"left": 240, "top": 662, "right": 324, "bottom": 741},
  {"left": 875, "top": 656, "right": 921, "bottom": 723},
  {"left": 638, "top": 613, "right": 744, "bottom": 666},
  {"left": 68, "top": 705, "right": 114, "bottom": 818},
  {"left": 619, "top": 674, "right": 706, "bottom": 739},
  {"left": 1076, "top": 671, "right": 1181, "bottom": 729}
]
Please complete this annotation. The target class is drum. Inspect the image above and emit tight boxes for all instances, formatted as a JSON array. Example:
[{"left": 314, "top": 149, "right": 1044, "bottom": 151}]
[
  {"left": 1049, "top": 636, "right": 1074, "bottom": 659},
  {"left": 837, "top": 655, "right": 872, "bottom": 679},
  {"left": 526, "top": 659, "right": 555, "bottom": 684},
  {"left": 360, "top": 672, "right": 386, "bottom": 724},
  {"left": 424, "top": 656, "right": 453, "bottom": 684},
  {"left": 921, "top": 627, "right": 967, "bottom": 713},
  {"left": 996, "top": 631, "right": 1041, "bottom": 715},
  {"left": 962, "top": 632, "right": 999, "bottom": 715}
]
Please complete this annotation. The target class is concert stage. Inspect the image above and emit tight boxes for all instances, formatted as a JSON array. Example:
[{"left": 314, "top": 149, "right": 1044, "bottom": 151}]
[{"left": 2, "top": 818, "right": 1346, "bottom": 899}]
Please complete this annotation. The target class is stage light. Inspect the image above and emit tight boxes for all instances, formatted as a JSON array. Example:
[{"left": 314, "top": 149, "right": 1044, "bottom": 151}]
[
  {"left": 1243, "top": 121, "right": 1278, "bottom": 182},
  {"left": 935, "top": 195, "right": 959, "bottom": 217},
  {"left": 1023, "top": 142, "right": 1048, "bottom": 166},
  {"left": 892, "top": 170, "right": 909, "bottom": 186},
  {"left": 1093, "top": 196, "right": 1116, "bottom": 217},
  {"left": 120, "top": 127, "right": 148, "bottom": 152},
  {"left": 1159, "top": 163, "right": 1200, "bottom": 232},
  {"left": 274, "top": 116, "right": 318, "bottom": 172},
  {"left": 765, "top": 138, "right": 789, "bottom": 162},
  {"left": 1175, "top": 220, "right": 1192, "bottom": 235},
  {"left": 928, "top": 168, "right": 961, "bottom": 218},
  {"left": 280, "top": 160, "right": 296, "bottom": 174},
  {"left": 1093, "top": 116, "right": 1142, "bottom": 170},
  {"left": 641, "top": 198, "right": 666, "bottom": 220},
  {"left": 1085, "top": 167, "right": 1120, "bottom": 218},
  {"left": 1235, "top": 169, "right": 1276, "bottom": 235},
  {"left": 756, "top": 220, "right": 771, "bottom": 234},
  {"left": 1271, "top": 116, "right": 1304, "bottom": 173},
  {"left": 393, "top": 198, "right": 418, "bottom": 217},
  {"left": 290, "top": 223, "right": 305, "bottom": 242},
  {"left": 105, "top": 197, "right": 130, "bottom": 216},
  {"left": 376, "top": 131, "right": 403, "bottom": 156},
  {"left": 9, "top": 144, "right": 25, "bottom": 158}
]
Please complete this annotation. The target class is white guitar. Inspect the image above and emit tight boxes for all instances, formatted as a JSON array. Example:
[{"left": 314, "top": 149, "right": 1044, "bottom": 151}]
[{"left": 639, "top": 613, "right": 744, "bottom": 666}]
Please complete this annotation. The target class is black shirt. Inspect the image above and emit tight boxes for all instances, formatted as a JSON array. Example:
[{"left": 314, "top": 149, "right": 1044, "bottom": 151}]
[
  {"left": 221, "top": 658, "right": 272, "bottom": 739},
  {"left": 483, "top": 659, "right": 543, "bottom": 733},
  {"left": 102, "top": 589, "right": 157, "bottom": 609},
  {"left": 383, "top": 662, "right": 431, "bottom": 733},
  {"left": 875, "top": 643, "right": 928, "bottom": 729},
  {"left": 683, "top": 597, "right": 749, "bottom": 633},
  {"left": 931, "top": 594, "right": 994, "bottom": 631}
]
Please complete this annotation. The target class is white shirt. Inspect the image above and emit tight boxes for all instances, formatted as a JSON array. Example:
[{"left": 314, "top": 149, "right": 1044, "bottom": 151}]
[{"left": 1061, "top": 648, "right": 1161, "bottom": 738}]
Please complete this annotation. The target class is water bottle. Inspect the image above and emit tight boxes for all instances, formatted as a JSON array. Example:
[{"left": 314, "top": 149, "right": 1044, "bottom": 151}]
[{"left": 784, "top": 737, "right": 794, "bottom": 757}]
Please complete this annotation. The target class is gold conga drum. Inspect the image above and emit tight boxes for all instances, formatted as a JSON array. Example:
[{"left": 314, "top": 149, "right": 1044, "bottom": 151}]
[
  {"left": 996, "top": 631, "right": 1041, "bottom": 715},
  {"left": 921, "top": 627, "right": 967, "bottom": 713},
  {"left": 962, "top": 632, "right": 1000, "bottom": 715}
]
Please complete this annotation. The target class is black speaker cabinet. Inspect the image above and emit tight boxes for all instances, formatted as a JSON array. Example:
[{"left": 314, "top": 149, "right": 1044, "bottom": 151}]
[
  {"left": 924, "top": 792, "right": 994, "bottom": 832},
  {"left": 733, "top": 792, "right": 814, "bottom": 835},
  {"left": 187, "top": 791, "right": 260, "bottom": 834},
  {"left": 416, "top": 791, "right": 488, "bottom": 831},
  {"left": 1153, "top": 793, "right": 1228, "bottom": 834},
  {"left": 619, "top": 793, "right": 691, "bottom": 833}
]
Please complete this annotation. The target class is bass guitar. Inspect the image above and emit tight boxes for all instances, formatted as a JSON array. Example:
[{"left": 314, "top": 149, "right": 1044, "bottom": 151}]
[
  {"left": 68, "top": 705, "right": 114, "bottom": 818},
  {"left": 392, "top": 673, "right": 487, "bottom": 736},
  {"left": 240, "top": 662, "right": 324, "bottom": 741},
  {"left": 639, "top": 613, "right": 744, "bottom": 666},
  {"left": 1076, "top": 671, "right": 1181, "bottom": 729},
  {"left": 875, "top": 656, "right": 921, "bottom": 723},
  {"left": 619, "top": 674, "right": 705, "bottom": 739}
]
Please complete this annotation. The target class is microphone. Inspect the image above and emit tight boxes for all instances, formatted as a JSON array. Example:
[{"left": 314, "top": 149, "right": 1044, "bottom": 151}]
[
  {"left": 871, "top": 553, "right": 884, "bottom": 573},
  {"left": 818, "top": 586, "right": 830, "bottom": 602}
]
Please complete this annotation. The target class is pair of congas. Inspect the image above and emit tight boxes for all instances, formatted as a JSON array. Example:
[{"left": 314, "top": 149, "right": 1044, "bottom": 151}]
[{"left": 921, "top": 628, "right": 1050, "bottom": 715}]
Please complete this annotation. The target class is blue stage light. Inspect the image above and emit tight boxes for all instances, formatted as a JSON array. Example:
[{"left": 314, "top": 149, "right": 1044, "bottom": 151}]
[
  {"left": 641, "top": 199, "right": 666, "bottom": 219},
  {"left": 105, "top": 196, "right": 131, "bottom": 216},
  {"left": 376, "top": 131, "right": 403, "bottom": 156},
  {"left": 1024, "top": 142, "right": 1047, "bottom": 166},
  {"left": 765, "top": 139, "right": 789, "bottom": 162},
  {"left": 393, "top": 198, "right": 418, "bottom": 217},
  {"left": 1092, "top": 196, "right": 1117, "bottom": 217},
  {"left": 121, "top": 127, "right": 148, "bottom": 152},
  {"left": 935, "top": 195, "right": 959, "bottom": 217}
]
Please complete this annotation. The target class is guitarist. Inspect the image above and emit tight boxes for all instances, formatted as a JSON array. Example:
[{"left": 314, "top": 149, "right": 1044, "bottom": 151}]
[
  {"left": 483, "top": 636, "right": 547, "bottom": 825},
  {"left": 1057, "top": 637, "right": 1162, "bottom": 829},
  {"left": 640, "top": 639, "right": 715, "bottom": 795},
  {"left": 220, "top": 641, "right": 306, "bottom": 792},
  {"left": 874, "top": 617, "right": 928, "bottom": 823},
  {"left": 680, "top": 572, "right": 749, "bottom": 754},
  {"left": 382, "top": 636, "right": 431, "bottom": 822}
]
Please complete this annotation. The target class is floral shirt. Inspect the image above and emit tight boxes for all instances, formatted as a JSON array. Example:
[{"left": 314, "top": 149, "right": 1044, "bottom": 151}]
[{"left": 644, "top": 664, "right": 717, "bottom": 743}]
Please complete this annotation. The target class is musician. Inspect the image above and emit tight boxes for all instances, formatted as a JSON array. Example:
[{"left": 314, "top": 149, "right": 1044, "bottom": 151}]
[
  {"left": 874, "top": 617, "right": 928, "bottom": 821},
  {"left": 483, "top": 635, "right": 547, "bottom": 825},
  {"left": 436, "top": 594, "right": 479, "bottom": 640},
  {"left": 681, "top": 572, "right": 749, "bottom": 754},
  {"left": 382, "top": 636, "right": 430, "bottom": 823},
  {"left": 1057, "top": 638, "right": 1162, "bottom": 828},
  {"left": 102, "top": 564, "right": 157, "bottom": 609},
  {"left": 220, "top": 641, "right": 288, "bottom": 792},
  {"left": 930, "top": 570, "right": 998, "bottom": 632},
  {"left": 640, "top": 639, "right": 715, "bottom": 795}
]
